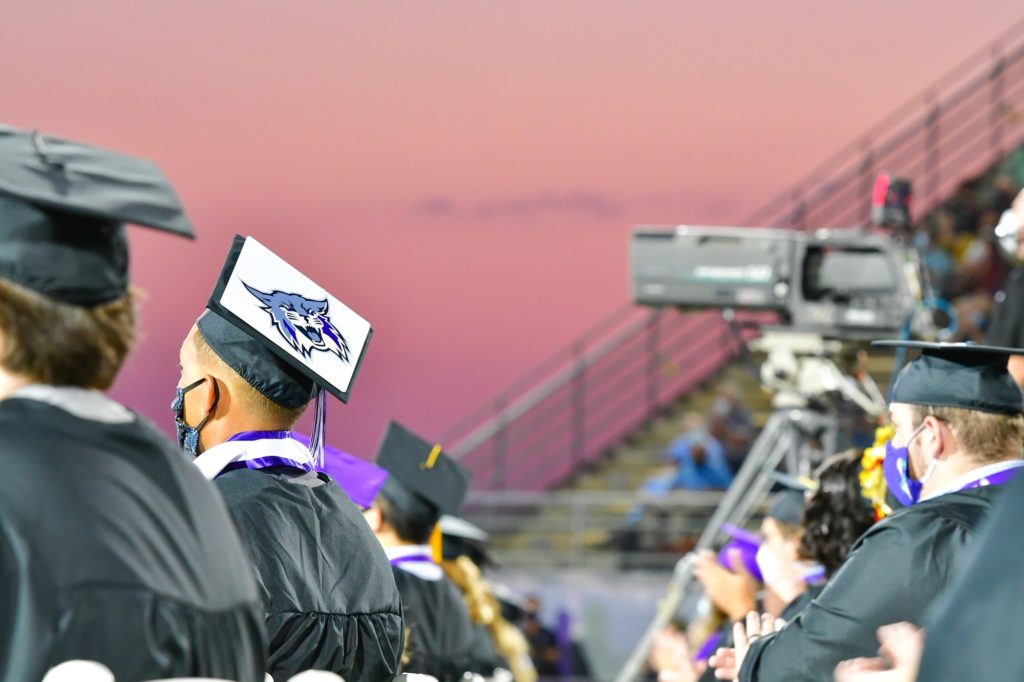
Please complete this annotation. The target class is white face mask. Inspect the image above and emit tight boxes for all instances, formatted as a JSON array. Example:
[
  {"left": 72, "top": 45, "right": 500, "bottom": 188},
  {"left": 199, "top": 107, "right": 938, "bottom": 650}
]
[
  {"left": 910, "top": 422, "right": 940, "bottom": 489},
  {"left": 996, "top": 209, "right": 1021, "bottom": 260},
  {"left": 755, "top": 543, "right": 783, "bottom": 587},
  {"left": 918, "top": 454, "right": 939, "bottom": 489}
]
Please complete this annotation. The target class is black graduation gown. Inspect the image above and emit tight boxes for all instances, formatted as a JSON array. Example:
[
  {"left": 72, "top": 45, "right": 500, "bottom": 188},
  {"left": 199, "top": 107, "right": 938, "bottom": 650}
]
[
  {"left": 215, "top": 467, "right": 405, "bottom": 682},
  {"left": 0, "top": 397, "right": 266, "bottom": 682},
  {"left": 739, "top": 487, "right": 999, "bottom": 681},
  {"left": 391, "top": 564, "right": 479, "bottom": 681},
  {"left": 696, "top": 584, "right": 824, "bottom": 682},
  {"left": 917, "top": 475, "right": 1024, "bottom": 681},
  {"left": 468, "top": 623, "right": 509, "bottom": 675}
]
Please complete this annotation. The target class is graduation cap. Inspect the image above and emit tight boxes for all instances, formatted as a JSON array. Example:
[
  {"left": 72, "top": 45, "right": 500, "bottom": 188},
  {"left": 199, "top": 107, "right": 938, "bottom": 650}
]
[
  {"left": 767, "top": 469, "right": 819, "bottom": 493},
  {"left": 374, "top": 420, "right": 471, "bottom": 528},
  {"left": 768, "top": 489, "right": 808, "bottom": 527},
  {"left": 198, "top": 235, "right": 373, "bottom": 462},
  {"left": 0, "top": 124, "right": 193, "bottom": 306},
  {"left": 718, "top": 523, "right": 763, "bottom": 582},
  {"left": 440, "top": 514, "right": 496, "bottom": 567},
  {"left": 294, "top": 432, "right": 389, "bottom": 510},
  {"left": 873, "top": 341, "right": 1024, "bottom": 415}
]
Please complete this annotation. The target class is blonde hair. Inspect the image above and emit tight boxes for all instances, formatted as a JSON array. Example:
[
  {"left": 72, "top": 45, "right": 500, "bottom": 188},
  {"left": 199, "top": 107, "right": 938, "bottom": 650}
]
[
  {"left": 911, "top": 404, "right": 1024, "bottom": 463},
  {"left": 0, "top": 278, "right": 135, "bottom": 390}
]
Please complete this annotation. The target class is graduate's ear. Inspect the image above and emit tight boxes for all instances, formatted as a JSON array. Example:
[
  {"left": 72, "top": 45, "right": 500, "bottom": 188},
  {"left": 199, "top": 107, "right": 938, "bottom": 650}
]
[
  {"left": 195, "top": 375, "right": 221, "bottom": 418},
  {"left": 921, "top": 415, "right": 948, "bottom": 460}
]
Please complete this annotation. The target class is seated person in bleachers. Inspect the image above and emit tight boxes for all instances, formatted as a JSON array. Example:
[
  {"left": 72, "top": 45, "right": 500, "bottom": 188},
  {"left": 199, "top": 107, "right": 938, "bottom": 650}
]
[
  {"left": 708, "top": 384, "right": 754, "bottom": 473},
  {"left": 666, "top": 413, "right": 734, "bottom": 491},
  {"left": 988, "top": 186, "right": 1024, "bottom": 385}
]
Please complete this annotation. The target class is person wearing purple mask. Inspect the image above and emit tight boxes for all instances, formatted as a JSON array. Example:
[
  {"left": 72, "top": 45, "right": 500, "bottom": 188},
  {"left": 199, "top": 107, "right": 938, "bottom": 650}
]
[{"left": 710, "top": 341, "right": 1024, "bottom": 681}]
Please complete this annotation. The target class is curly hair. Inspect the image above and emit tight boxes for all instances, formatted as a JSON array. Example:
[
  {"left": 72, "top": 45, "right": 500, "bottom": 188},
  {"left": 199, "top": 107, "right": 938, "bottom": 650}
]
[{"left": 800, "top": 449, "right": 876, "bottom": 577}]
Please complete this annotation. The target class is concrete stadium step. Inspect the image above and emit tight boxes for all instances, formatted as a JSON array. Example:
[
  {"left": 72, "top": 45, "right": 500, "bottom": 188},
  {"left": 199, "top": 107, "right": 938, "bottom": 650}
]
[{"left": 482, "top": 347, "right": 901, "bottom": 563}]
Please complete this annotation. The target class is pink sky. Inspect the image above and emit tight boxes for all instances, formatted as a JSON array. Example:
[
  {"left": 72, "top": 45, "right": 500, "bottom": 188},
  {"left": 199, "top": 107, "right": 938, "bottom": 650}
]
[{"left": 3, "top": 2, "right": 1022, "bottom": 459}]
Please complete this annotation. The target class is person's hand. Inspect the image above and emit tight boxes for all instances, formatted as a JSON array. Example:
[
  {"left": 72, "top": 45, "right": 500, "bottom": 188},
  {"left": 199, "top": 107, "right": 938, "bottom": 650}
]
[
  {"left": 694, "top": 549, "right": 758, "bottom": 621},
  {"left": 708, "top": 611, "right": 785, "bottom": 680},
  {"left": 833, "top": 622, "right": 924, "bottom": 682},
  {"left": 649, "top": 627, "right": 699, "bottom": 682}
]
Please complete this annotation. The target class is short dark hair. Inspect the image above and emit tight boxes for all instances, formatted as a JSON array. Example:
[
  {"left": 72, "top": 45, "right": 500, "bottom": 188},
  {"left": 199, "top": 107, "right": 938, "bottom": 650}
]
[
  {"left": 192, "top": 330, "right": 307, "bottom": 429},
  {"left": 0, "top": 277, "right": 135, "bottom": 389},
  {"left": 378, "top": 495, "right": 435, "bottom": 545}
]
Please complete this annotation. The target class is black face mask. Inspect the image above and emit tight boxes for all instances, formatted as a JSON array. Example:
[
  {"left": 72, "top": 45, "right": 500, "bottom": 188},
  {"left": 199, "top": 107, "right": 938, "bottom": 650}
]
[{"left": 170, "top": 377, "right": 219, "bottom": 456}]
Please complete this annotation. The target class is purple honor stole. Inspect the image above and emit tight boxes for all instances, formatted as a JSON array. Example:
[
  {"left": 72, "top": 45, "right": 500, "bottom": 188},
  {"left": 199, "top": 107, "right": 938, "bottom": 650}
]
[
  {"left": 952, "top": 465, "right": 1022, "bottom": 493},
  {"left": 389, "top": 551, "right": 435, "bottom": 568},
  {"left": 219, "top": 430, "right": 315, "bottom": 476}
]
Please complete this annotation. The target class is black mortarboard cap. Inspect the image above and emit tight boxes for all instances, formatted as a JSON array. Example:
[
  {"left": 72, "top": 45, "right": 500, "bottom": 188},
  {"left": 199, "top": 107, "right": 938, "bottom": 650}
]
[
  {"left": 766, "top": 469, "right": 819, "bottom": 493},
  {"left": 374, "top": 420, "right": 471, "bottom": 527},
  {"left": 768, "top": 490, "right": 806, "bottom": 526},
  {"left": 873, "top": 341, "right": 1024, "bottom": 415},
  {"left": 198, "top": 235, "right": 373, "bottom": 407},
  {"left": 440, "top": 514, "right": 496, "bottom": 566},
  {"left": 197, "top": 310, "right": 316, "bottom": 409},
  {"left": 0, "top": 124, "right": 194, "bottom": 306}
]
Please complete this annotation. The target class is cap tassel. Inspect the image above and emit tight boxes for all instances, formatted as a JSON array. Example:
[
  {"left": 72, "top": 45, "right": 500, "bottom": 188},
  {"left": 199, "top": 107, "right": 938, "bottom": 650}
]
[{"left": 308, "top": 388, "right": 327, "bottom": 469}]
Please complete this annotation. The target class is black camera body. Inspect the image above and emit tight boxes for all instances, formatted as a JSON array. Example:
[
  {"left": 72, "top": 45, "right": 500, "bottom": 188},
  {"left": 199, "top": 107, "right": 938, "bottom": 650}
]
[{"left": 629, "top": 225, "right": 917, "bottom": 340}]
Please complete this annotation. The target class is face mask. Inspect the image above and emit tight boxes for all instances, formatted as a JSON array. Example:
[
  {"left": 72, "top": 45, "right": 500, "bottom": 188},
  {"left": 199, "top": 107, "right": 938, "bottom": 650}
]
[
  {"left": 882, "top": 423, "right": 929, "bottom": 506},
  {"left": 996, "top": 209, "right": 1021, "bottom": 260},
  {"left": 171, "top": 378, "right": 218, "bottom": 456},
  {"left": 755, "top": 543, "right": 782, "bottom": 587}
]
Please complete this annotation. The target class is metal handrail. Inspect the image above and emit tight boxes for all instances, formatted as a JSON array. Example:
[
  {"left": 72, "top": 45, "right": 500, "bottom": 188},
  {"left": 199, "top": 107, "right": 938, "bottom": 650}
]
[{"left": 442, "top": 21, "right": 1024, "bottom": 491}]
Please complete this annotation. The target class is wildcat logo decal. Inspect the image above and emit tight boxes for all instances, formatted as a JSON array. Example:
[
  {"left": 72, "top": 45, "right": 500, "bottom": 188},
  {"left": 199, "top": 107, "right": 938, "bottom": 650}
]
[{"left": 244, "top": 283, "right": 351, "bottom": 363}]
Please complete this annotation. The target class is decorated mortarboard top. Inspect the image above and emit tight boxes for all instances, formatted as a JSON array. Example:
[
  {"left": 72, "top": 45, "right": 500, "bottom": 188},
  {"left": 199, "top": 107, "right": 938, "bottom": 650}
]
[
  {"left": 199, "top": 235, "right": 373, "bottom": 461},
  {"left": 374, "top": 420, "right": 471, "bottom": 527},
  {"left": 294, "top": 432, "right": 389, "bottom": 510},
  {"left": 199, "top": 235, "right": 372, "bottom": 407},
  {"left": 0, "top": 124, "right": 193, "bottom": 306},
  {"left": 873, "top": 341, "right": 1024, "bottom": 415}
]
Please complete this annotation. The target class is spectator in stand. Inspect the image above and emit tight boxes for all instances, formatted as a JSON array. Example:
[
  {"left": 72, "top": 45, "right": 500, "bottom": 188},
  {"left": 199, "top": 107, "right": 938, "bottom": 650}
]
[
  {"left": 667, "top": 413, "right": 734, "bottom": 490},
  {"left": 918, "top": 210, "right": 959, "bottom": 298},
  {"left": 522, "top": 596, "right": 560, "bottom": 677},
  {"left": 988, "top": 187, "right": 1024, "bottom": 386},
  {"left": 948, "top": 179, "right": 982, "bottom": 237},
  {"left": 955, "top": 211, "right": 1009, "bottom": 342},
  {"left": 990, "top": 173, "right": 1020, "bottom": 213},
  {"left": 707, "top": 384, "right": 754, "bottom": 473}
]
